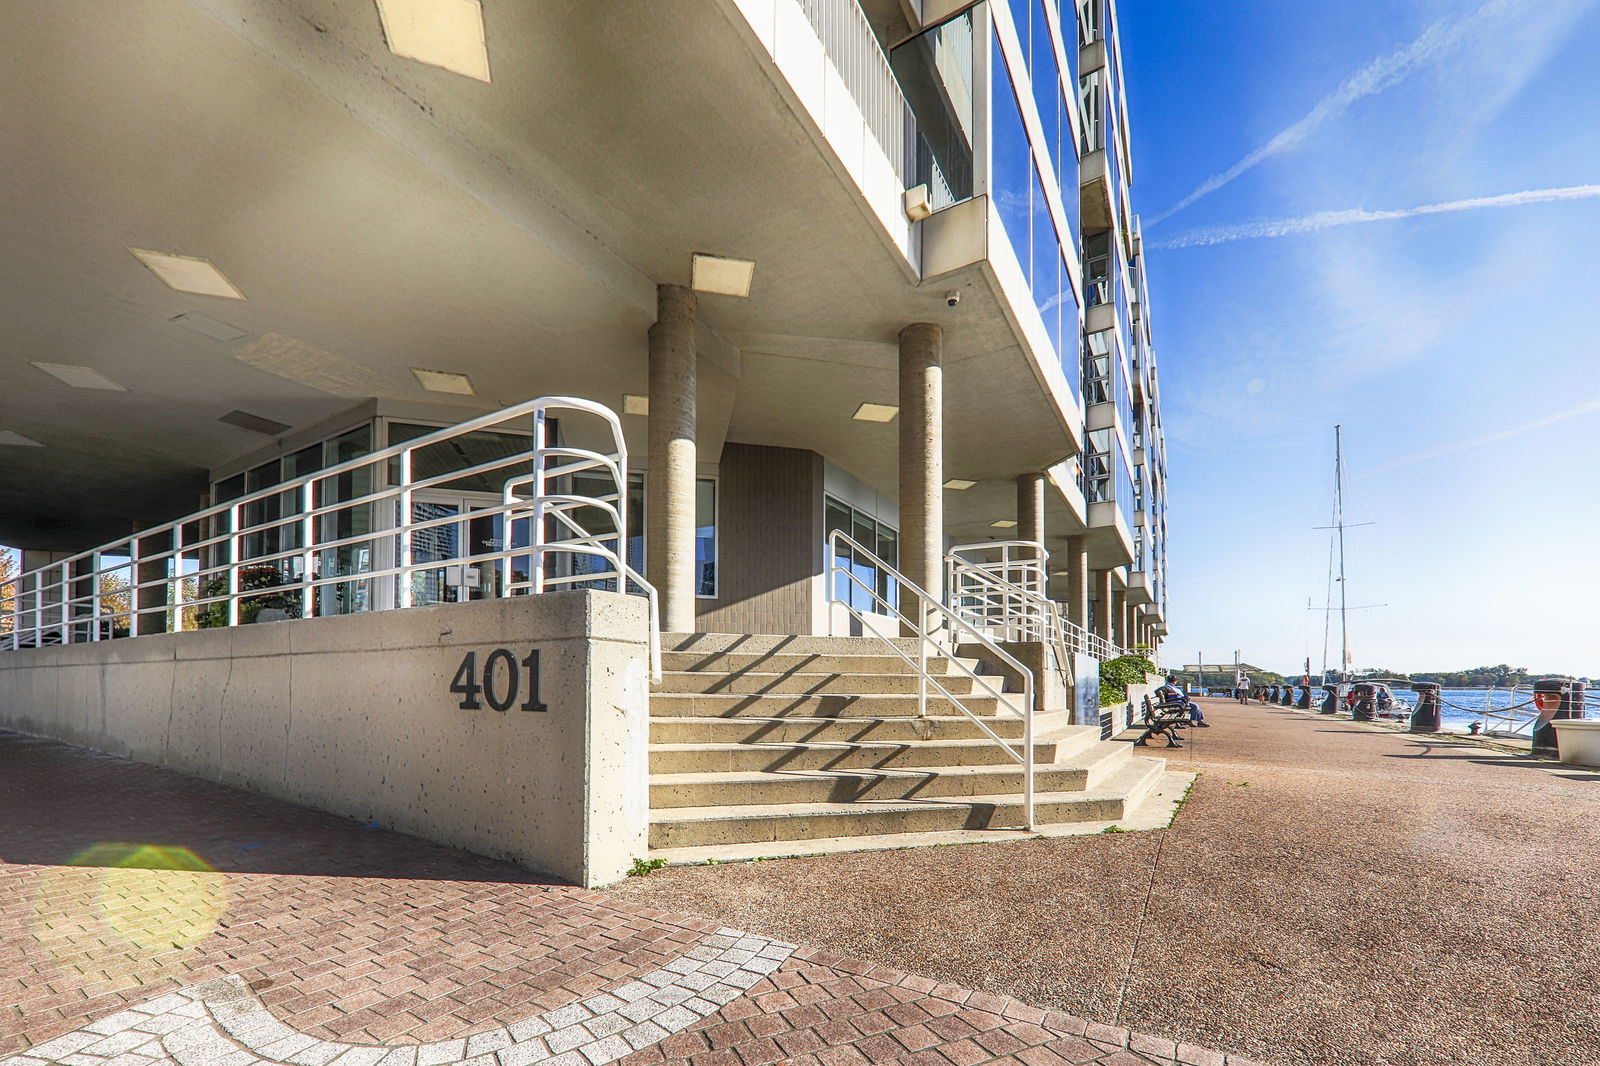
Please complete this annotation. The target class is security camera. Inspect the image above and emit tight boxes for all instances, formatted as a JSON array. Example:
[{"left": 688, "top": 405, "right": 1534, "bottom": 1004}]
[{"left": 944, "top": 290, "right": 960, "bottom": 307}]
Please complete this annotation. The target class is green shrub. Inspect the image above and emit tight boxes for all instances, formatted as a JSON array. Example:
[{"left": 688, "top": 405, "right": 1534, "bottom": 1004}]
[
  {"left": 1099, "top": 654, "right": 1156, "bottom": 707},
  {"left": 196, "top": 565, "right": 301, "bottom": 628}
]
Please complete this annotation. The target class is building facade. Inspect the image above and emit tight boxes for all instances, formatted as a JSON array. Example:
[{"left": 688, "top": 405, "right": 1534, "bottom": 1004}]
[
  {"left": 0, "top": 0, "right": 1172, "bottom": 879},
  {"left": 1, "top": 0, "right": 1167, "bottom": 656}
]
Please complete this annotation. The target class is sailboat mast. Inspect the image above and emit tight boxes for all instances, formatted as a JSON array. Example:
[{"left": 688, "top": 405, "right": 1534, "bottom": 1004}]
[{"left": 1334, "top": 424, "right": 1348, "bottom": 679}]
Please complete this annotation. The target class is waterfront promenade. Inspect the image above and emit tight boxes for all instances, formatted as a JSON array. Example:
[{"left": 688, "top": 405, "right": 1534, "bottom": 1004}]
[
  {"left": 4, "top": 699, "right": 1596, "bottom": 1066},
  {"left": 614, "top": 698, "right": 1600, "bottom": 1066},
  {"left": 0, "top": 730, "right": 1246, "bottom": 1066}
]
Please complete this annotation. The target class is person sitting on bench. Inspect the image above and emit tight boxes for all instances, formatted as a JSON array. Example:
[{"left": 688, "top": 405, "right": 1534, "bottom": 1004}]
[
  {"left": 1134, "top": 692, "right": 1191, "bottom": 748},
  {"left": 1156, "top": 675, "right": 1209, "bottom": 727}
]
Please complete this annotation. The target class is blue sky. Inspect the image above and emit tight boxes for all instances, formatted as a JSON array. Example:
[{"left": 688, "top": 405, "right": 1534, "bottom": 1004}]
[{"left": 1120, "top": 0, "right": 1600, "bottom": 677}]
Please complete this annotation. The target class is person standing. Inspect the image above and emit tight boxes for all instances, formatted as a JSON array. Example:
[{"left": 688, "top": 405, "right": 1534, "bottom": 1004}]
[{"left": 1235, "top": 673, "right": 1251, "bottom": 704}]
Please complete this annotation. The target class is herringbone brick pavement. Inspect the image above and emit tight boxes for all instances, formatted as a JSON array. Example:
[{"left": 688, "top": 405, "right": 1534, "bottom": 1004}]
[{"left": 0, "top": 731, "right": 1257, "bottom": 1066}]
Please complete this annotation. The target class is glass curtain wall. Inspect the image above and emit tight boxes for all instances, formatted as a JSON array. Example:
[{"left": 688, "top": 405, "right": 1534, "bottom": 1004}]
[{"left": 986, "top": 1, "right": 1082, "bottom": 399}]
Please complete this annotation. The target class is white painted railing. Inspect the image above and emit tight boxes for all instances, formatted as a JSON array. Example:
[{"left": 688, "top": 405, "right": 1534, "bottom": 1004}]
[
  {"left": 946, "top": 542, "right": 1120, "bottom": 663},
  {"left": 0, "top": 397, "right": 661, "bottom": 681},
  {"left": 795, "top": 0, "right": 914, "bottom": 187},
  {"left": 827, "top": 530, "right": 1036, "bottom": 829}
]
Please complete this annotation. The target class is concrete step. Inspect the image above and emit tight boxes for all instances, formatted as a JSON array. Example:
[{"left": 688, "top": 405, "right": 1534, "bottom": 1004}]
[
  {"left": 659, "top": 651, "right": 977, "bottom": 676},
  {"left": 648, "top": 692, "right": 1018, "bottom": 718},
  {"left": 648, "top": 742, "right": 1135, "bottom": 808},
  {"left": 648, "top": 713, "right": 1082, "bottom": 746},
  {"left": 649, "top": 736, "right": 1085, "bottom": 774},
  {"left": 663, "top": 632, "right": 926, "bottom": 656},
  {"left": 648, "top": 755, "right": 1168, "bottom": 850},
  {"left": 653, "top": 669, "right": 1000, "bottom": 697}
]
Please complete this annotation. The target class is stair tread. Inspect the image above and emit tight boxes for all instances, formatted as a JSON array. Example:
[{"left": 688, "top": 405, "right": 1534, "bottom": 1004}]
[
  {"left": 647, "top": 746, "right": 1129, "bottom": 785},
  {"left": 649, "top": 760, "right": 1166, "bottom": 823},
  {"left": 650, "top": 739, "right": 1053, "bottom": 754}
]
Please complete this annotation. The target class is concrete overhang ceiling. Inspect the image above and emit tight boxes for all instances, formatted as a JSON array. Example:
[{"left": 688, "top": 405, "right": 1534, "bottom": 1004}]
[{"left": 1, "top": 0, "right": 1072, "bottom": 548}]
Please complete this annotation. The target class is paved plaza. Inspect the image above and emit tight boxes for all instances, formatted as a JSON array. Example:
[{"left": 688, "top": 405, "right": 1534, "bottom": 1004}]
[
  {"left": 615, "top": 699, "right": 1600, "bottom": 1066},
  {"left": 1, "top": 730, "right": 1251, "bottom": 1066}
]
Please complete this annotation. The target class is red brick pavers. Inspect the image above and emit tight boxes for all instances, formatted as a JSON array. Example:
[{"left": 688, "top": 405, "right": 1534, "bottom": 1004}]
[
  {"left": 613, "top": 700, "right": 1600, "bottom": 1066},
  {"left": 0, "top": 730, "right": 1249, "bottom": 1066}
]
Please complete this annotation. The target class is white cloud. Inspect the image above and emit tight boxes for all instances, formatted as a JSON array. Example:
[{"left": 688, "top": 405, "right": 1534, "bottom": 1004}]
[
  {"left": 1148, "top": 0, "right": 1530, "bottom": 226},
  {"left": 1152, "top": 185, "right": 1600, "bottom": 249}
]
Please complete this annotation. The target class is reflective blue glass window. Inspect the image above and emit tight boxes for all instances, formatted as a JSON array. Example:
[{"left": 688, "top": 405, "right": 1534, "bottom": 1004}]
[{"left": 990, "top": 36, "right": 1034, "bottom": 279}]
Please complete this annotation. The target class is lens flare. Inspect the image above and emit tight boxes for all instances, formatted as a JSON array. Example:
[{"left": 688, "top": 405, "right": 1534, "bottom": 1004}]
[{"left": 29, "top": 842, "right": 228, "bottom": 989}]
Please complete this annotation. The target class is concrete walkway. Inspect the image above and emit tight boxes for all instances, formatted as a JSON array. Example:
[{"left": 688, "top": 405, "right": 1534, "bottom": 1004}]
[
  {"left": 611, "top": 698, "right": 1600, "bottom": 1066},
  {"left": 0, "top": 730, "right": 1251, "bottom": 1066}
]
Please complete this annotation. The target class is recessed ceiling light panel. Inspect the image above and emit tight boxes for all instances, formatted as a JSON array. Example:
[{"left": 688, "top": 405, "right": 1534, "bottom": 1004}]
[
  {"left": 218, "top": 410, "right": 291, "bottom": 436},
  {"left": 412, "top": 367, "right": 477, "bottom": 395},
  {"left": 691, "top": 253, "right": 755, "bottom": 298},
  {"left": 376, "top": 0, "right": 492, "bottom": 82},
  {"left": 852, "top": 402, "right": 898, "bottom": 423},
  {"left": 943, "top": 478, "right": 976, "bottom": 490},
  {"left": 0, "top": 430, "right": 44, "bottom": 447},
  {"left": 170, "top": 312, "right": 249, "bottom": 343},
  {"left": 31, "top": 363, "right": 128, "bottom": 391},
  {"left": 129, "top": 249, "right": 245, "bottom": 300},
  {"left": 990, "top": 520, "right": 1018, "bottom": 528},
  {"left": 623, "top": 394, "right": 650, "bottom": 416}
]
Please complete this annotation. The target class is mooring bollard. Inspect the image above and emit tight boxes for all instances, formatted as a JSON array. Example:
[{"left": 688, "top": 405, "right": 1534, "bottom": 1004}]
[
  {"left": 1280, "top": 684, "right": 1294, "bottom": 707},
  {"left": 1349, "top": 681, "right": 1377, "bottom": 722},
  {"left": 1410, "top": 682, "right": 1442, "bottom": 732},
  {"left": 1532, "top": 678, "right": 1586, "bottom": 758},
  {"left": 1297, "top": 683, "right": 1312, "bottom": 709},
  {"left": 1320, "top": 685, "right": 1339, "bottom": 714}
]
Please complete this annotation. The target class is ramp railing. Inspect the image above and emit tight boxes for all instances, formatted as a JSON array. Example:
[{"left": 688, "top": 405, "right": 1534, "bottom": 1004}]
[{"left": 0, "top": 397, "right": 660, "bottom": 681}]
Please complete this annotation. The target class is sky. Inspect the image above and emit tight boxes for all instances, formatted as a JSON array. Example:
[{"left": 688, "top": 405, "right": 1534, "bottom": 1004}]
[{"left": 1119, "top": 0, "right": 1600, "bottom": 678}]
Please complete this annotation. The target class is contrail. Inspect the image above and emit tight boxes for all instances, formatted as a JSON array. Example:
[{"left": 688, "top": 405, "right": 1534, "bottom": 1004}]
[
  {"left": 1148, "top": 0, "right": 1518, "bottom": 226},
  {"left": 1152, "top": 184, "right": 1600, "bottom": 249},
  {"left": 1362, "top": 397, "right": 1600, "bottom": 476}
]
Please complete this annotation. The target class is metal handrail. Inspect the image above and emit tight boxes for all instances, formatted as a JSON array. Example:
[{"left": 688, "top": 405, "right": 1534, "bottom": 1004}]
[
  {"left": 946, "top": 544, "right": 1120, "bottom": 662},
  {"left": 0, "top": 396, "right": 661, "bottom": 681},
  {"left": 826, "top": 530, "right": 1035, "bottom": 830}
]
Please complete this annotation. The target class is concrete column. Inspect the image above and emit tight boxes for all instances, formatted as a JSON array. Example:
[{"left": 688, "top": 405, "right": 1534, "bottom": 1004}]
[
  {"left": 1092, "top": 568, "right": 1113, "bottom": 642},
  {"left": 898, "top": 323, "right": 943, "bottom": 634},
  {"left": 647, "top": 284, "right": 698, "bottom": 633},
  {"left": 1016, "top": 473, "right": 1045, "bottom": 556},
  {"left": 1112, "top": 589, "right": 1127, "bottom": 649},
  {"left": 1065, "top": 535, "right": 1089, "bottom": 631}
]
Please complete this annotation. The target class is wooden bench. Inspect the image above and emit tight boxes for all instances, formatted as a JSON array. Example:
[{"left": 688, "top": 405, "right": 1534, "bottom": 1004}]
[{"left": 1134, "top": 693, "right": 1192, "bottom": 748}]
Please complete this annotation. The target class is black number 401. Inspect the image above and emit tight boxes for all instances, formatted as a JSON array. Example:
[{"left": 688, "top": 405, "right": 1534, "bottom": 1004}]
[{"left": 450, "top": 649, "right": 548, "bottom": 712}]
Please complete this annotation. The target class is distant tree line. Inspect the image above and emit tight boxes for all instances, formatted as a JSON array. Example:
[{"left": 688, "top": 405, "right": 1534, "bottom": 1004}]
[{"left": 1354, "top": 665, "right": 1595, "bottom": 687}]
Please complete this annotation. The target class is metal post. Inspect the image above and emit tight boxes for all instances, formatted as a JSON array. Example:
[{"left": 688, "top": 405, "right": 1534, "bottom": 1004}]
[
  {"left": 171, "top": 528, "right": 184, "bottom": 632},
  {"left": 396, "top": 454, "right": 413, "bottom": 609},
  {"left": 532, "top": 408, "right": 548, "bottom": 595},
  {"left": 300, "top": 481, "right": 316, "bottom": 618},
  {"left": 58, "top": 563, "right": 69, "bottom": 644},
  {"left": 227, "top": 504, "right": 241, "bottom": 627},
  {"left": 89, "top": 551, "right": 102, "bottom": 641}
]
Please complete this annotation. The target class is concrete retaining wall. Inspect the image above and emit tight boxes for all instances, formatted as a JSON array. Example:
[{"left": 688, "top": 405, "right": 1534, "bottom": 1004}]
[{"left": 0, "top": 590, "right": 650, "bottom": 887}]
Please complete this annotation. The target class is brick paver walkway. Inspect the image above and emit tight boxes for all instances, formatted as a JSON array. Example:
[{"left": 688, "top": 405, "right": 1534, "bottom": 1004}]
[{"left": 0, "top": 730, "right": 1255, "bottom": 1066}]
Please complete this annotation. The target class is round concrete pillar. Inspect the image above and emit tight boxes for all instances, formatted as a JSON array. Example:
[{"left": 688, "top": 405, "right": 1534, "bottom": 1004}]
[
  {"left": 1112, "top": 589, "right": 1127, "bottom": 649},
  {"left": 647, "top": 284, "right": 698, "bottom": 633},
  {"left": 1092, "top": 568, "right": 1113, "bottom": 643},
  {"left": 1016, "top": 473, "right": 1045, "bottom": 556},
  {"left": 1065, "top": 535, "right": 1089, "bottom": 632},
  {"left": 898, "top": 323, "right": 943, "bottom": 634}
]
